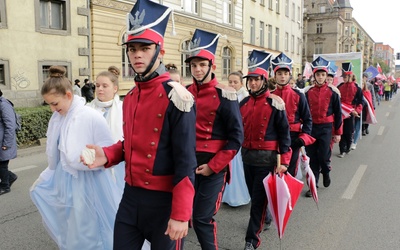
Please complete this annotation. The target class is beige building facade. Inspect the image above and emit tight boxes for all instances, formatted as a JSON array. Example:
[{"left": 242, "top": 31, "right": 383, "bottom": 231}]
[
  {"left": 91, "top": 0, "right": 244, "bottom": 95},
  {"left": 0, "top": 0, "right": 90, "bottom": 107},
  {"left": 303, "top": 0, "right": 375, "bottom": 71},
  {"left": 243, "top": 0, "right": 303, "bottom": 76}
]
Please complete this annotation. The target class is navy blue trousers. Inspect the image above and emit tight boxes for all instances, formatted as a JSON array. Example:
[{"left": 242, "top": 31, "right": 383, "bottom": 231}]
[
  {"left": 306, "top": 123, "right": 333, "bottom": 185},
  {"left": 114, "top": 185, "right": 183, "bottom": 250},
  {"left": 192, "top": 152, "right": 226, "bottom": 250}
]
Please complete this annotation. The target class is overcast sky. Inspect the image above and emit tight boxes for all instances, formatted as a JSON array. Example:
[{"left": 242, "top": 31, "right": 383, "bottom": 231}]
[{"left": 350, "top": 0, "right": 399, "bottom": 55}]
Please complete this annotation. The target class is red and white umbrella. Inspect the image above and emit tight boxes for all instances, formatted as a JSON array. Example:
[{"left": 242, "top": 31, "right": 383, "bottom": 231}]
[
  {"left": 300, "top": 148, "right": 318, "bottom": 206},
  {"left": 263, "top": 172, "right": 303, "bottom": 239},
  {"left": 341, "top": 103, "right": 354, "bottom": 119}
]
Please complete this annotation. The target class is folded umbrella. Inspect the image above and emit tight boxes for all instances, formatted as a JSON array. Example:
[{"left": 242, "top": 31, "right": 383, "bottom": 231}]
[{"left": 263, "top": 172, "right": 303, "bottom": 239}]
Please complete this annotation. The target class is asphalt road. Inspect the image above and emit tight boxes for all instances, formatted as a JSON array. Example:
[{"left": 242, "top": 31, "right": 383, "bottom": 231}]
[{"left": 1, "top": 93, "right": 400, "bottom": 250}]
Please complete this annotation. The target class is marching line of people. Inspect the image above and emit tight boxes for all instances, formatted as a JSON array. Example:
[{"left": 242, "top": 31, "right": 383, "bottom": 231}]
[{"left": 15, "top": 0, "right": 383, "bottom": 250}]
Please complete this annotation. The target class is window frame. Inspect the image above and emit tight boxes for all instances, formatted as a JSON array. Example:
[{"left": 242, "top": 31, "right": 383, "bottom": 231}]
[
  {"left": 222, "top": 0, "right": 233, "bottom": 25},
  {"left": 0, "top": 59, "right": 10, "bottom": 89},
  {"left": 316, "top": 23, "right": 323, "bottom": 34},
  {"left": 0, "top": 0, "right": 7, "bottom": 28},
  {"left": 181, "top": 40, "right": 192, "bottom": 79},
  {"left": 314, "top": 42, "right": 323, "bottom": 54},
  {"left": 276, "top": 0, "right": 280, "bottom": 14},
  {"left": 267, "top": 25, "right": 272, "bottom": 49},
  {"left": 275, "top": 27, "right": 280, "bottom": 50},
  {"left": 121, "top": 33, "right": 136, "bottom": 81},
  {"left": 221, "top": 46, "right": 232, "bottom": 80},
  {"left": 259, "top": 21, "right": 265, "bottom": 47},
  {"left": 35, "top": 0, "right": 71, "bottom": 35},
  {"left": 250, "top": 17, "right": 256, "bottom": 45},
  {"left": 181, "top": 0, "right": 199, "bottom": 15},
  {"left": 38, "top": 61, "right": 71, "bottom": 89}
]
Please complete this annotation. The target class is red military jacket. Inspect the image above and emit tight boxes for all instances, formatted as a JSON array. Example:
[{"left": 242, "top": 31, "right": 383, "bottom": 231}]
[
  {"left": 240, "top": 90, "right": 292, "bottom": 165},
  {"left": 187, "top": 75, "right": 244, "bottom": 174},
  {"left": 103, "top": 73, "right": 197, "bottom": 222},
  {"left": 305, "top": 82, "right": 343, "bottom": 135},
  {"left": 337, "top": 81, "right": 363, "bottom": 115},
  {"left": 273, "top": 84, "right": 314, "bottom": 146}
]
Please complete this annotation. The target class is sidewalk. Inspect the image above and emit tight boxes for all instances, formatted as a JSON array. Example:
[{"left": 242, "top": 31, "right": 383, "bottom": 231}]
[{"left": 17, "top": 144, "right": 46, "bottom": 158}]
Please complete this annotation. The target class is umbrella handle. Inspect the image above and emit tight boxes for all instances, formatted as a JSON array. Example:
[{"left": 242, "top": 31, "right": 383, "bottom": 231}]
[{"left": 275, "top": 154, "right": 281, "bottom": 175}]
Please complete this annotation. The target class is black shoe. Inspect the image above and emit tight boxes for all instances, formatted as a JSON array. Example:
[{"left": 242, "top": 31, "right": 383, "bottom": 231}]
[
  {"left": 9, "top": 173, "right": 18, "bottom": 187},
  {"left": 263, "top": 220, "right": 272, "bottom": 231},
  {"left": 0, "top": 188, "right": 10, "bottom": 195},
  {"left": 244, "top": 242, "right": 255, "bottom": 250},
  {"left": 362, "top": 130, "right": 366, "bottom": 136},
  {"left": 366, "top": 128, "right": 369, "bottom": 134},
  {"left": 305, "top": 190, "right": 312, "bottom": 197},
  {"left": 323, "top": 173, "right": 331, "bottom": 187}
]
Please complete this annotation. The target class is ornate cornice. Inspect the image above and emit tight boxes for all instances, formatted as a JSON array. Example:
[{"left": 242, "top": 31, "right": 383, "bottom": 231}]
[{"left": 92, "top": 0, "right": 132, "bottom": 11}]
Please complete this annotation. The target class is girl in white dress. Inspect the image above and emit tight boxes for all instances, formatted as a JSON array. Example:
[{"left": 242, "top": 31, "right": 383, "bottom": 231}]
[
  {"left": 87, "top": 66, "right": 150, "bottom": 250},
  {"left": 222, "top": 71, "right": 251, "bottom": 207},
  {"left": 30, "top": 66, "right": 120, "bottom": 250}
]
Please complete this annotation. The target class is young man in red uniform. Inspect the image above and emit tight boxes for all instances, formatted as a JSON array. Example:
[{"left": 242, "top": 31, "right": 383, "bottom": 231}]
[
  {"left": 240, "top": 50, "right": 291, "bottom": 250},
  {"left": 271, "top": 53, "right": 314, "bottom": 177},
  {"left": 336, "top": 62, "right": 363, "bottom": 158},
  {"left": 305, "top": 57, "right": 342, "bottom": 196},
  {"left": 83, "top": 0, "right": 197, "bottom": 249},
  {"left": 185, "top": 29, "right": 244, "bottom": 250}
]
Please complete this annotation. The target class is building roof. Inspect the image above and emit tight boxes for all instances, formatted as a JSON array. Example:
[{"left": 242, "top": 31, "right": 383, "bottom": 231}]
[{"left": 334, "top": 0, "right": 352, "bottom": 8}]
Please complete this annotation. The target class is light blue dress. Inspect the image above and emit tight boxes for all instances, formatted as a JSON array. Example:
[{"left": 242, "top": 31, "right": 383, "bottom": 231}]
[
  {"left": 222, "top": 87, "right": 251, "bottom": 207},
  {"left": 30, "top": 97, "right": 122, "bottom": 250}
]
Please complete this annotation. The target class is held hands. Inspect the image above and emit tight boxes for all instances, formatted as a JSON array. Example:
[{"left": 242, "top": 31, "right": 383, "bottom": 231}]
[
  {"left": 195, "top": 164, "right": 214, "bottom": 176},
  {"left": 275, "top": 165, "right": 288, "bottom": 174},
  {"left": 351, "top": 110, "right": 360, "bottom": 118},
  {"left": 332, "top": 135, "right": 341, "bottom": 143},
  {"left": 164, "top": 219, "right": 188, "bottom": 241},
  {"left": 80, "top": 144, "right": 108, "bottom": 169}
]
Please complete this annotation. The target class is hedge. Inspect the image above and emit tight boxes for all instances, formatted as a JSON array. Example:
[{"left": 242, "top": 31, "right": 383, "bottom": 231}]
[{"left": 15, "top": 106, "right": 53, "bottom": 148}]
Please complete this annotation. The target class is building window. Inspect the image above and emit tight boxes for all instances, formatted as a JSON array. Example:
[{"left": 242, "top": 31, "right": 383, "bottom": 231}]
[
  {"left": 297, "top": 37, "right": 301, "bottom": 55},
  {"left": 344, "top": 26, "right": 349, "bottom": 35},
  {"left": 292, "top": 3, "right": 295, "bottom": 21},
  {"left": 275, "top": 27, "right": 280, "bottom": 50},
  {"left": 344, "top": 44, "right": 349, "bottom": 53},
  {"left": 0, "top": 0, "right": 7, "bottom": 28},
  {"left": 260, "top": 0, "right": 265, "bottom": 5},
  {"left": 268, "top": 25, "right": 272, "bottom": 49},
  {"left": 35, "top": 0, "right": 70, "bottom": 35},
  {"left": 291, "top": 35, "right": 294, "bottom": 53},
  {"left": 268, "top": 0, "right": 273, "bottom": 10},
  {"left": 345, "top": 12, "right": 351, "bottom": 19},
  {"left": 121, "top": 34, "right": 136, "bottom": 80},
  {"left": 297, "top": 6, "right": 301, "bottom": 22},
  {"left": 181, "top": 40, "right": 192, "bottom": 78},
  {"left": 315, "top": 42, "right": 323, "bottom": 54},
  {"left": 250, "top": 17, "right": 255, "bottom": 44},
  {"left": 276, "top": 0, "right": 280, "bottom": 14},
  {"left": 38, "top": 61, "right": 71, "bottom": 88},
  {"left": 181, "top": 0, "right": 198, "bottom": 14},
  {"left": 316, "top": 23, "right": 322, "bottom": 34},
  {"left": 259, "top": 21, "right": 265, "bottom": 47},
  {"left": 222, "top": 47, "right": 232, "bottom": 79},
  {"left": 284, "top": 32, "right": 289, "bottom": 51},
  {"left": 222, "top": 0, "right": 232, "bottom": 25},
  {"left": 285, "top": 0, "right": 289, "bottom": 17},
  {"left": 0, "top": 60, "right": 10, "bottom": 89},
  {"left": 320, "top": 6, "right": 326, "bottom": 13}
]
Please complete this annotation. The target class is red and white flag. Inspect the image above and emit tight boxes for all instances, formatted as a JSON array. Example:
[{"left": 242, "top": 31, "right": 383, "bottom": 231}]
[{"left": 377, "top": 63, "right": 382, "bottom": 73}]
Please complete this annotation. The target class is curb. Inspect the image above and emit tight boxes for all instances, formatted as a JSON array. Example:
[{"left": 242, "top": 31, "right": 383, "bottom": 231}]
[{"left": 17, "top": 144, "right": 46, "bottom": 158}]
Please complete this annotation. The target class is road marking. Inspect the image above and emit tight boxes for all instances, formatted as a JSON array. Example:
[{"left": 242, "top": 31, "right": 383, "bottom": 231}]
[
  {"left": 385, "top": 112, "right": 390, "bottom": 117},
  {"left": 377, "top": 126, "right": 385, "bottom": 135},
  {"left": 342, "top": 164, "right": 367, "bottom": 200},
  {"left": 12, "top": 165, "right": 39, "bottom": 173}
]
